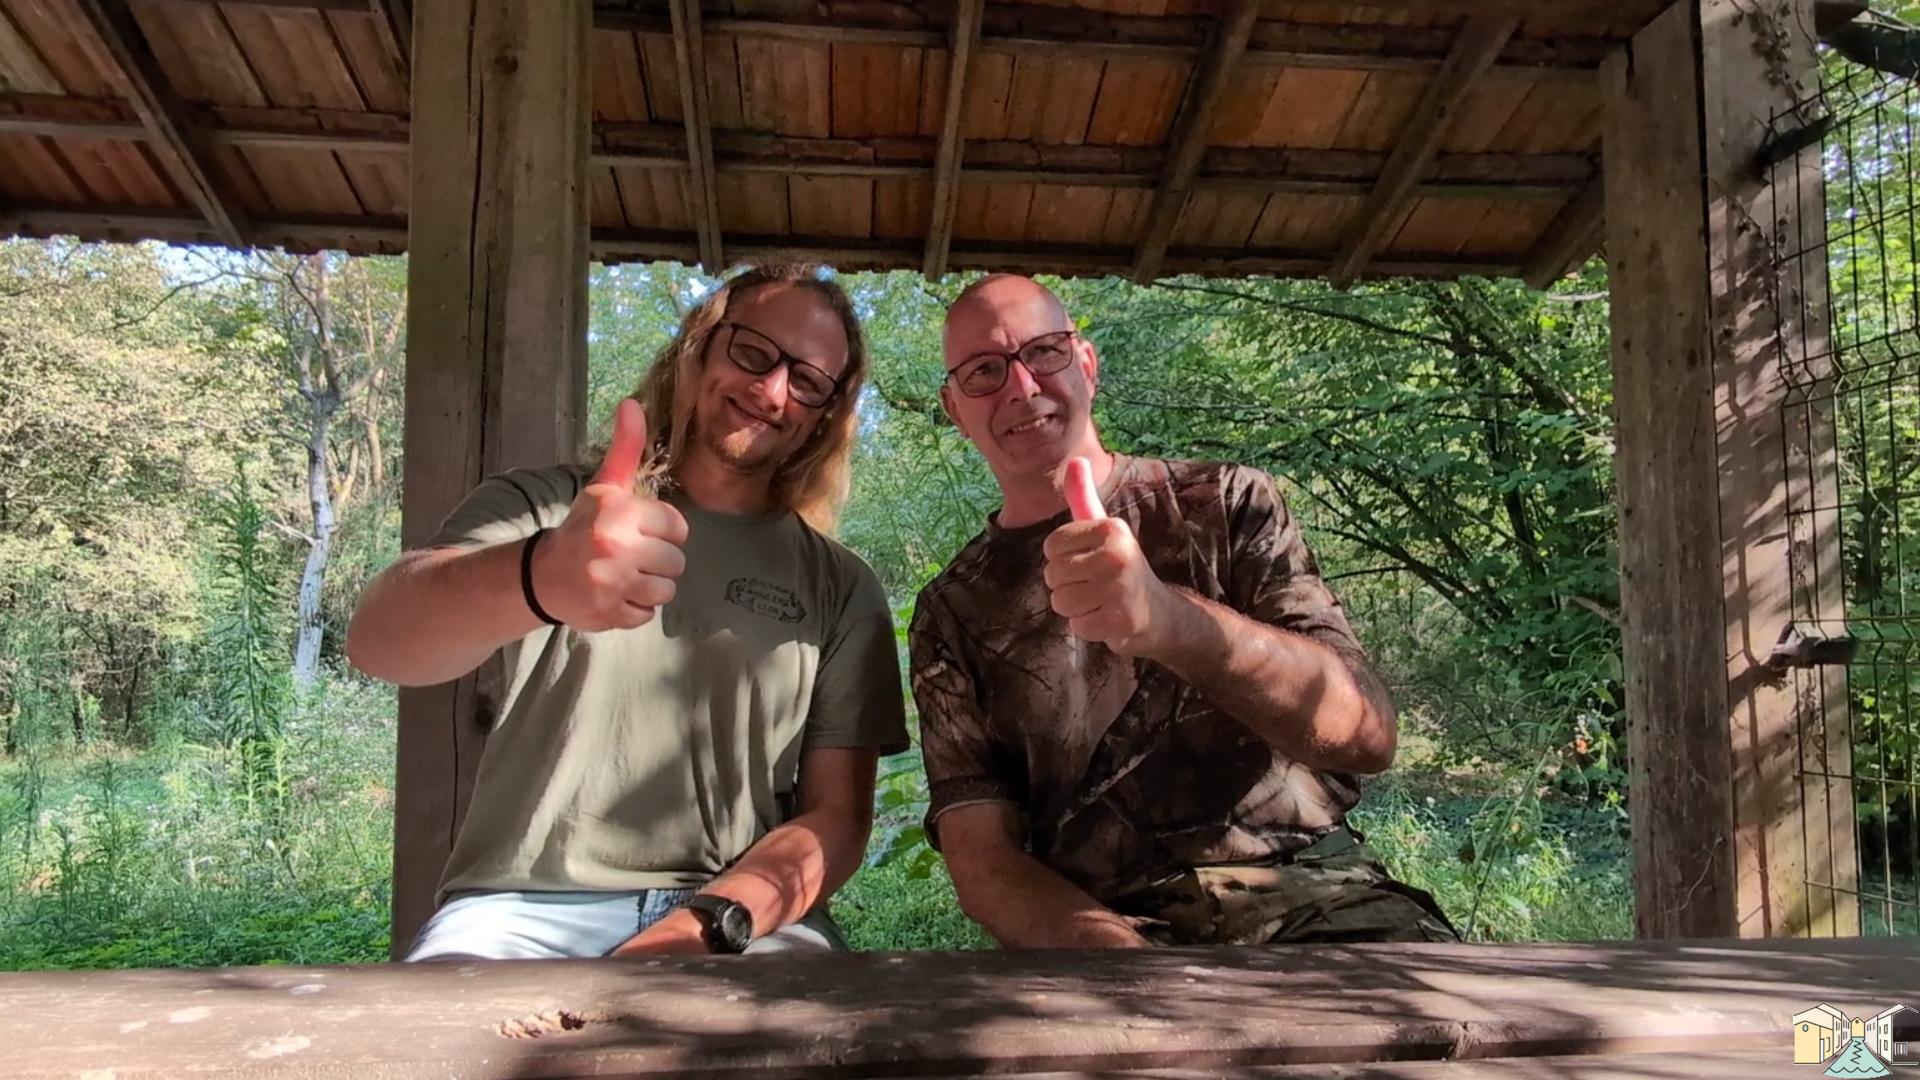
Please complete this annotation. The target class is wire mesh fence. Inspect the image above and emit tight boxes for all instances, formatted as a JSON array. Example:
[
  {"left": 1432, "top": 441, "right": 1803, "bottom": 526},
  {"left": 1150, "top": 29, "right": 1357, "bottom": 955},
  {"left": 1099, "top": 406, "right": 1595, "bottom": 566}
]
[{"left": 1769, "top": 61, "right": 1920, "bottom": 937}]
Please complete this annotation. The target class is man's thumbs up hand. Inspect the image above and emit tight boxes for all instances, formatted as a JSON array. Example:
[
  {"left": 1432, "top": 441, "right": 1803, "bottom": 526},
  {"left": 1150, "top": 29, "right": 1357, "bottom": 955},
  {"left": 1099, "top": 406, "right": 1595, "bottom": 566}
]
[
  {"left": 531, "top": 399, "right": 690, "bottom": 632},
  {"left": 1042, "top": 457, "right": 1173, "bottom": 659}
]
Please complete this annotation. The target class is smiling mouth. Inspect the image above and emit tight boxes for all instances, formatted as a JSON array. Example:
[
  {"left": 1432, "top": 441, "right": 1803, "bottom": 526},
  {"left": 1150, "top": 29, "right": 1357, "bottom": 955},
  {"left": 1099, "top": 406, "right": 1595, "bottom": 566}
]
[
  {"left": 1005, "top": 415, "right": 1056, "bottom": 436},
  {"left": 728, "top": 399, "right": 779, "bottom": 430}
]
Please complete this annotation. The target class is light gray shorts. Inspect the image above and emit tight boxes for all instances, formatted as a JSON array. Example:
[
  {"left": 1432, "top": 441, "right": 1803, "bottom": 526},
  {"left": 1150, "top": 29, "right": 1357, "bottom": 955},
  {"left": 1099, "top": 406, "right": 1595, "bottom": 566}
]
[{"left": 405, "top": 887, "right": 847, "bottom": 961}]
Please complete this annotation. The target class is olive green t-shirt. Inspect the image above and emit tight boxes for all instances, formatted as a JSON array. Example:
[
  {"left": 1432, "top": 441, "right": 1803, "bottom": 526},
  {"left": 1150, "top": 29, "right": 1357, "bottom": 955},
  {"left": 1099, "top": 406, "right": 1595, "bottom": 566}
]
[{"left": 426, "top": 465, "right": 909, "bottom": 899}]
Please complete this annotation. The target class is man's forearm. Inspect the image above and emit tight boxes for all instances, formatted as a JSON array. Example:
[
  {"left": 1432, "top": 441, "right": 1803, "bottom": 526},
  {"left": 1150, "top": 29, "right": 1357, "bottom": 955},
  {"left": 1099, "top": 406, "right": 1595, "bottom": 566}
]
[
  {"left": 701, "top": 807, "right": 869, "bottom": 937},
  {"left": 950, "top": 844, "right": 1148, "bottom": 949},
  {"left": 345, "top": 542, "right": 544, "bottom": 687},
  {"left": 1151, "top": 587, "right": 1397, "bottom": 774}
]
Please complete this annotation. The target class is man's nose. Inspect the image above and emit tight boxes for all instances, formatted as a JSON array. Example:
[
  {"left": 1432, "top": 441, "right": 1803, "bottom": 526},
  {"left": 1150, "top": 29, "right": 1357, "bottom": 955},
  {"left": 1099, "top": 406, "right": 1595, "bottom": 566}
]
[
  {"left": 749, "top": 362, "right": 791, "bottom": 410},
  {"left": 1003, "top": 357, "right": 1043, "bottom": 401}
]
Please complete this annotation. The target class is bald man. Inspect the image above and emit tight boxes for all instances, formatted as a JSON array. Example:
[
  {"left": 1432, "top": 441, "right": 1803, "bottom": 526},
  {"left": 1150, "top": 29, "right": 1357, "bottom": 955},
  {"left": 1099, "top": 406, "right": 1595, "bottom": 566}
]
[{"left": 907, "top": 274, "right": 1457, "bottom": 948}]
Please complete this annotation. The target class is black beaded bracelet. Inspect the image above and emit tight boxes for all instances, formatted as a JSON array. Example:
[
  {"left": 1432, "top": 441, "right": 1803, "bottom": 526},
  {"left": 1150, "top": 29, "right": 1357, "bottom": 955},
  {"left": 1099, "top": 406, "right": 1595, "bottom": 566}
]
[{"left": 521, "top": 528, "right": 563, "bottom": 627}]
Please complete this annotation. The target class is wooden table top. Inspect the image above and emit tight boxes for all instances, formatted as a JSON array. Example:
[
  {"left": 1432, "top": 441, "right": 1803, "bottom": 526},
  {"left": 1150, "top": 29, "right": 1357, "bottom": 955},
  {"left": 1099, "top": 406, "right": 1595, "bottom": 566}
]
[{"left": 3, "top": 937, "right": 1914, "bottom": 1078}]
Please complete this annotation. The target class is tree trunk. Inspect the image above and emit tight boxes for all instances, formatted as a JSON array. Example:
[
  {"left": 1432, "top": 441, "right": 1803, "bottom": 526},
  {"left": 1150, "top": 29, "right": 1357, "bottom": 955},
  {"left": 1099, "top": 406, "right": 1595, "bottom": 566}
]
[
  {"left": 294, "top": 406, "right": 334, "bottom": 691},
  {"left": 292, "top": 255, "right": 340, "bottom": 692}
]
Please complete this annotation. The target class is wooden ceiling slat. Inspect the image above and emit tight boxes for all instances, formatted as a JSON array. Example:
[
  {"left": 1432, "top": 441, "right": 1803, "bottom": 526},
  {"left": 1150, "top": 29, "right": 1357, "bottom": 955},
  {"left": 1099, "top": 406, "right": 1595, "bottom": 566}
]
[
  {"left": 953, "top": 180, "right": 1035, "bottom": 243},
  {"left": 326, "top": 11, "right": 407, "bottom": 113},
  {"left": 1328, "top": 69, "right": 1425, "bottom": 151},
  {"left": 1520, "top": 173, "right": 1602, "bottom": 287},
  {"left": 130, "top": 1, "right": 265, "bottom": 106},
  {"left": 871, "top": 176, "right": 927, "bottom": 239},
  {"left": 220, "top": 7, "right": 364, "bottom": 108},
  {"left": 717, "top": 170, "right": 790, "bottom": 234},
  {"left": 958, "top": 49, "right": 1012, "bottom": 140},
  {"left": 592, "top": 28, "right": 652, "bottom": 122},
  {"left": 364, "top": 0, "right": 409, "bottom": 78},
  {"left": 0, "top": 5, "right": 66, "bottom": 94},
  {"left": 1026, "top": 184, "right": 1113, "bottom": 246},
  {"left": 788, "top": 174, "right": 872, "bottom": 237},
  {"left": 635, "top": 31, "right": 682, "bottom": 121},
  {"left": 237, "top": 145, "right": 359, "bottom": 215},
  {"left": 8, "top": 0, "right": 118, "bottom": 97},
  {"left": 0, "top": 133, "right": 91, "bottom": 199},
  {"left": 1329, "top": 14, "right": 1516, "bottom": 286},
  {"left": 1085, "top": 55, "right": 1184, "bottom": 146},
  {"left": 333, "top": 148, "right": 404, "bottom": 217},
  {"left": 588, "top": 165, "right": 623, "bottom": 227},
  {"left": 1131, "top": 0, "right": 1258, "bottom": 282}
]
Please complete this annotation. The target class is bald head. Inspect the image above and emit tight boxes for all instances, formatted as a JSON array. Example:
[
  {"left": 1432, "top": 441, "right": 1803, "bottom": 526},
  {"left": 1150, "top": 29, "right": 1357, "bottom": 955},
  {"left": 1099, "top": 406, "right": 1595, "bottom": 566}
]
[{"left": 943, "top": 274, "right": 1070, "bottom": 364}]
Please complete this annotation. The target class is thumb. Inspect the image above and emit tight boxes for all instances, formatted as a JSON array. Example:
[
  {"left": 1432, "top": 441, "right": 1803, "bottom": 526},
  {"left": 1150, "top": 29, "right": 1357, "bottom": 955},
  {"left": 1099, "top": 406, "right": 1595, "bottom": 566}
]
[
  {"left": 592, "top": 399, "right": 649, "bottom": 489},
  {"left": 1061, "top": 457, "right": 1106, "bottom": 522}
]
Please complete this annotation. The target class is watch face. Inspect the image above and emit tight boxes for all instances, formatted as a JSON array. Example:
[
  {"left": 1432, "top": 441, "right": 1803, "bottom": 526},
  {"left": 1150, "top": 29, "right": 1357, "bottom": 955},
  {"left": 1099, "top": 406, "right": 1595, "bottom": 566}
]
[{"left": 717, "top": 904, "right": 753, "bottom": 951}]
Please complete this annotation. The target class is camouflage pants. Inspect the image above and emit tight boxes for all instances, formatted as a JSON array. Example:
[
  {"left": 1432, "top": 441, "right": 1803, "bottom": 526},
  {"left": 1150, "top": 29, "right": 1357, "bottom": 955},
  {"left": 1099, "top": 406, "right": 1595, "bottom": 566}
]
[{"left": 1114, "top": 826, "right": 1460, "bottom": 946}]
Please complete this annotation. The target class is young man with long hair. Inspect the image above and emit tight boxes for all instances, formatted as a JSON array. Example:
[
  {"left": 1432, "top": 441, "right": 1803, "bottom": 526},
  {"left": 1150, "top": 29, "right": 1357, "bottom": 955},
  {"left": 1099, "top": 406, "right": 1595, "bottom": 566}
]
[{"left": 349, "top": 265, "right": 906, "bottom": 959}]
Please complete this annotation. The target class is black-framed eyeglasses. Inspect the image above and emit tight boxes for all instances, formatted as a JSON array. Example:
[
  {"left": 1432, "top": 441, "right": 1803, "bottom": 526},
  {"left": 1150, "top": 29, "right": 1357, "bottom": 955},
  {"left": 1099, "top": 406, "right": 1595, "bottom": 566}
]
[
  {"left": 945, "top": 330, "right": 1079, "bottom": 398},
  {"left": 720, "top": 321, "right": 843, "bottom": 409}
]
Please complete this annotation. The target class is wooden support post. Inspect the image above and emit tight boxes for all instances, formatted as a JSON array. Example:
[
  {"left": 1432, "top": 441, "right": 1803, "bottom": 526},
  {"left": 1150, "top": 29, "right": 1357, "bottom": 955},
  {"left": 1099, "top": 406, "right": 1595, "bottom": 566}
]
[
  {"left": 922, "top": 0, "right": 984, "bottom": 280},
  {"left": 668, "top": 0, "right": 723, "bottom": 270},
  {"left": 1129, "top": 0, "right": 1258, "bottom": 284},
  {"left": 1606, "top": 0, "right": 1852, "bottom": 939},
  {"left": 70, "top": 0, "right": 243, "bottom": 247},
  {"left": 1329, "top": 15, "right": 1516, "bottom": 287},
  {"left": 1520, "top": 175, "right": 1604, "bottom": 289},
  {"left": 395, "top": 0, "right": 591, "bottom": 955}
]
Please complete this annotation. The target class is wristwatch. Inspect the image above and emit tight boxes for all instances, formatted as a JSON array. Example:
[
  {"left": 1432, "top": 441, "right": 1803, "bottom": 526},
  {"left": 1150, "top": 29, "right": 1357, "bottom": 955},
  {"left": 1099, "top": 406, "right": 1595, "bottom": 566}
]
[{"left": 683, "top": 894, "right": 753, "bottom": 954}]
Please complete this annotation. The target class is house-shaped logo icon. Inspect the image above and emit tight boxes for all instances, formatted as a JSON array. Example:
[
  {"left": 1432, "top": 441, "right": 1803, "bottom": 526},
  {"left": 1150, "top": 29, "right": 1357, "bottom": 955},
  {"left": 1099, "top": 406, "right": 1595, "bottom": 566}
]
[
  {"left": 1869, "top": 1004, "right": 1920, "bottom": 1066},
  {"left": 1799, "top": 1004, "right": 1854, "bottom": 1065},
  {"left": 1796, "top": 1002, "right": 1917, "bottom": 1072}
]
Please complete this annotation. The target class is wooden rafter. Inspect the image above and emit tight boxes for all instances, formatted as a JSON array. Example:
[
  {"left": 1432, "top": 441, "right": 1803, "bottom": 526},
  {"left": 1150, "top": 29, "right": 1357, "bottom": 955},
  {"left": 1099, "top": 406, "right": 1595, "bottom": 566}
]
[
  {"left": 1329, "top": 16, "right": 1519, "bottom": 288},
  {"left": 0, "top": 94, "right": 1596, "bottom": 201},
  {"left": 1130, "top": 0, "right": 1259, "bottom": 284},
  {"left": 1521, "top": 175, "right": 1605, "bottom": 288},
  {"left": 922, "top": 0, "right": 984, "bottom": 280},
  {"left": 70, "top": 0, "right": 243, "bottom": 247},
  {"left": 666, "top": 0, "right": 722, "bottom": 269}
]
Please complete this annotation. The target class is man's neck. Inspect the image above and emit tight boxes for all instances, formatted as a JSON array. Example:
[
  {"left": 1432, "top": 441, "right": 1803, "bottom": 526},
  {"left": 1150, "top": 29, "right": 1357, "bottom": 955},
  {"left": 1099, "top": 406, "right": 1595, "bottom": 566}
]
[
  {"left": 996, "top": 447, "right": 1115, "bottom": 530},
  {"left": 673, "top": 449, "right": 779, "bottom": 516}
]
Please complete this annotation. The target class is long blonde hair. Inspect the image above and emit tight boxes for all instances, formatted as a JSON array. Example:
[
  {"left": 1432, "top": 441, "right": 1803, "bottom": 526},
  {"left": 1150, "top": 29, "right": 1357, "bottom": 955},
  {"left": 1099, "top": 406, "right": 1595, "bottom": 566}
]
[{"left": 627, "top": 264, "right": 867, "bottom": 534}]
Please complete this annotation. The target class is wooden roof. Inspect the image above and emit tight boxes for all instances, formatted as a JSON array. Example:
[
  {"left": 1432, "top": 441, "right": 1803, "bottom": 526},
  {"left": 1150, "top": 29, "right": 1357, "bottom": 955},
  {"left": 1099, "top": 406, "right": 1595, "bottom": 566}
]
[{"left": 0, "top": 0, "right": 1666, "bottom": 282}]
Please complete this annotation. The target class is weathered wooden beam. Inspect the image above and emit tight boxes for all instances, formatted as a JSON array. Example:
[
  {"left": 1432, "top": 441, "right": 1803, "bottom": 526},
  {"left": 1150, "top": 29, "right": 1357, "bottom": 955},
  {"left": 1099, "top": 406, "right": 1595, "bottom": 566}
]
[
  {"left": 922, "top": 0, "right": 984, "bottom": 279},
  {"left": 0, "top": 205, "right": 408, "bottom": 252},
  {"left": 396, "top": 0, "right": 592, "bottom": 955},
  {"left": 1330, "top": 16, "right": 1519, "bottom": 287},
  {"left": 593, "top": 3, "right": 1611, "bottom": 79},
  {"left": 666, "top": 0, "right": 722, "bottom": 270},
  {"left": 1606, "top": 0, "right": 1853, "bottom": 940},
  {"left": 1521, "top": 175, "right": 1605, "bottom": 288},
  {"left": 1, "top": 938, "right": 1916, "bottom": 1078},
  {"left": 1130, "top": 0, "right": 1260, "bottom": 284},
  {"left": 70, "top": 0, "right": 244, "bottom": 247},
  {"left": 0, "top": 95, "right": 1590, "bottom": 203}
]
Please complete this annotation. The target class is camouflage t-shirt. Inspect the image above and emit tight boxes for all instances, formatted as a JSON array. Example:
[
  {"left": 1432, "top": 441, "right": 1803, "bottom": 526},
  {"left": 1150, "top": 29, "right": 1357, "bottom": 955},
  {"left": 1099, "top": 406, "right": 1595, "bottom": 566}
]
[{"left": 909, "top": 455, "right": 1376, "bottom": 904}]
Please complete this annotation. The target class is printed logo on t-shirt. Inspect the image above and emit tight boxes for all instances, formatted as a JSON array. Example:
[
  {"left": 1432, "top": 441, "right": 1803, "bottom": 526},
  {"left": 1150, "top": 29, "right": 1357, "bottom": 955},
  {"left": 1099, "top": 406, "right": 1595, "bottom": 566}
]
[{"left": 725, "top": 578, "right": 807, "bottom": 623}]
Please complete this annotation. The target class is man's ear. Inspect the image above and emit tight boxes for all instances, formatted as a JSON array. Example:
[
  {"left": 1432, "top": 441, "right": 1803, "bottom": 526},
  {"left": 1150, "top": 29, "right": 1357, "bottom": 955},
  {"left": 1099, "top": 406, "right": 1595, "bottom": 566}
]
[
  {"left": 1078, "top": 335, "right": 1100, "bottom": 394},
  {"left": 939, "top": 382, "right": 965, "bottom": 433}
]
